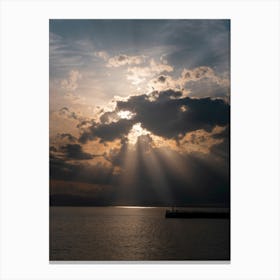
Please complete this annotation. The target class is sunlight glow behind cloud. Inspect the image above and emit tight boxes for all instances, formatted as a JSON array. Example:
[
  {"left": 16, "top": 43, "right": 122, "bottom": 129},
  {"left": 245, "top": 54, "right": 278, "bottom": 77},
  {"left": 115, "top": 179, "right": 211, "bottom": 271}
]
[
  {"left": 117, "top": 110, "right": 135, "bottom": 120},
  {"left": 127, "top": 123, "right": 149, "bottom": 145}
]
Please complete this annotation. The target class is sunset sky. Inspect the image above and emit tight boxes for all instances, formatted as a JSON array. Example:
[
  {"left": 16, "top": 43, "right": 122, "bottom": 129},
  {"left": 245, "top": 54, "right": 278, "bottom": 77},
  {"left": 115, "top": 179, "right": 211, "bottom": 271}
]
[{"left": 49, "top": 20, "right": 230, "bottom": 206}]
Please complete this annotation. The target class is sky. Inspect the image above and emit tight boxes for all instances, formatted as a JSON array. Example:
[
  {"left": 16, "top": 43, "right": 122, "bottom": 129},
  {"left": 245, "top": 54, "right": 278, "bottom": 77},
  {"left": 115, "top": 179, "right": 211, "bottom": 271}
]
[{"left": 49, "top": 20, "right": 230, "bottom": 206}]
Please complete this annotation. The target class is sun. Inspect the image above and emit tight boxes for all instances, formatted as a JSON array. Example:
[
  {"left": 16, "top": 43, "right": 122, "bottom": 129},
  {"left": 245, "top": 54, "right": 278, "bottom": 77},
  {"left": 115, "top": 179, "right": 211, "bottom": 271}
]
[
  {"left": 127, "top": 123, "right": 149, "bottom": 145},
  {"left": 117, "top": 110, "right": 135, "bottom": 120}
]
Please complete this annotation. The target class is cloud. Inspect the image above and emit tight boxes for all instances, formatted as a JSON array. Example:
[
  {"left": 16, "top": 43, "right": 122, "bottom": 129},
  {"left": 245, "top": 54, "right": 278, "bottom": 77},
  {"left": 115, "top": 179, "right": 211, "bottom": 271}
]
[
  {"left": 78, "top": 90, "right": 229, "bottom": 150},
  {"left": 210, "top": 125, "right": 230, "bottom": 160},
  {"left": 64, "top": 92, "right": 86, "bottom": 104},
  {"left": 179, "top": 66, "right": 229, "bottom": 87},
  {"left": 79, "top": 118, "right": 135, "bottom": 144},
  {"left": 50, "top": 146, "right": 58, "bottom": 152},
  {"left": 126, "top": 59, "right": 173, "bottom": 85},
  {"left": 60, "top": 70, "right": 82, "bottom": 91},
  {"left": 181, "top": 67, "right": 215, "bottom": 83},
  {"left": 49, "top": 31, "right": 95, "bottom": 80},
  {"left": 99, "top": 111, "right": 119, "bottom": 124},
  {"left": 50, "top": 133, "right": 78, "bottom": 151},
  {"left": 103, "top": 137, "right": 128, "bottom": 167},
  {"left": 176, "top": 126, "right": 226, "bottom": 155},
  {"left": 106, "top": 54, "right": 145, "bottom": 68},
  {"left": 58, "top": 107, "right": 83, "bottom": 122},
  {"left": 50, "top": 154, "right": 113, "bottom": 185},
  {"left": 149, "top": 74, "right": 181, "bottom": 92},
  {"left": 163, "top": 20, "right": 230, "bottom": 73},
  {"left": 94, "top": 51, "right": 109, "bottom": 60},
  {"left": 58, "top": 133, "right": 77, "bottom": 143},
  {"left": 149, "top": 66, "right": 229, "bottom": 97},
  {"left": 77, "top": 120, "right": 93, "bottom": 129},
  {"left": 116, "top": 90, "right": 229, "bottom": 139},
  {"left": 186, "top": 78, "right": 229, "bottom": 100},
  {"left": 60, "top": 144, "right": 102, "bottom": 160},
  {"left": 157, "top": 75, "right": 167, "bottom": 83}
]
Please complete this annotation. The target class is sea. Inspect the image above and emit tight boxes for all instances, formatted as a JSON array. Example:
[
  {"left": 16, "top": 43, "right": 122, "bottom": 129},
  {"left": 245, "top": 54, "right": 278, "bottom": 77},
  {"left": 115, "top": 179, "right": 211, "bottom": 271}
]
[{"left": 50, "top": 206, "right": 230, "bottom": 261}]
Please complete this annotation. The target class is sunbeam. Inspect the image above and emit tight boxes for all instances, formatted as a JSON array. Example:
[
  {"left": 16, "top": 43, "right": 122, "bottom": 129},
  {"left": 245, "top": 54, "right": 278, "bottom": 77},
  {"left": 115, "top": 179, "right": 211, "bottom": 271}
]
[
  {"left": 136, "top": 134, "right": 173, "bottom": 204},
  {"left": 116, "top": 141, "right": 139, "bottom": 204},
  {"left": 155, "top": 148, "right": 192, "bottom": 184}
]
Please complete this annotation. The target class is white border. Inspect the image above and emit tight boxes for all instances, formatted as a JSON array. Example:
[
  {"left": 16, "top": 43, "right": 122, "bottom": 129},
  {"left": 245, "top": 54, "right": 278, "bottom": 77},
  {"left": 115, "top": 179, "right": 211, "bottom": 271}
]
[{"left": 1, "top": 0, "right": 279, "bottom": 279}]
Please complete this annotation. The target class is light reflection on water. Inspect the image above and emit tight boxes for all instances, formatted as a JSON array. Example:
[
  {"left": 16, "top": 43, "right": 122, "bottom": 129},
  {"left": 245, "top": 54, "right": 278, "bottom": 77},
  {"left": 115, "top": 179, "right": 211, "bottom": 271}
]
[
  {"left": 114, "top": 206, "right": 157, "bottom": 209},
  {"left": 50, "top": 206, "right": 230, "bottom": 261}
]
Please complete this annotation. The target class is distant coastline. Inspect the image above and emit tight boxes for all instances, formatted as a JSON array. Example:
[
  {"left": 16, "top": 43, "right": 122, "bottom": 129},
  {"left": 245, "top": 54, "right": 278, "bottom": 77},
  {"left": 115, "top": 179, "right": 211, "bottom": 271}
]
[{"left": 50, "top": 194, "right": 229, "bottom": 208}]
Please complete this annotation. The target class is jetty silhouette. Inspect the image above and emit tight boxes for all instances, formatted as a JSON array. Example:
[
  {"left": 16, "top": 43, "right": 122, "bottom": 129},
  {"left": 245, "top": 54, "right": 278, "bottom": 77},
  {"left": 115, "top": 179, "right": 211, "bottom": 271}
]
[{"left": 165, "top": 206, "right": 229, "bottom": 219}]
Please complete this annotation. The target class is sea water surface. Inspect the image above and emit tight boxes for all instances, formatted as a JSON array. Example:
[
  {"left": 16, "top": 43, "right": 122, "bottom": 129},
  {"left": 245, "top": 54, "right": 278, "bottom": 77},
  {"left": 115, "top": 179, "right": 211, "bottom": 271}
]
[{"left": 50, "top": 206, "right": 230, "bottom": 261}]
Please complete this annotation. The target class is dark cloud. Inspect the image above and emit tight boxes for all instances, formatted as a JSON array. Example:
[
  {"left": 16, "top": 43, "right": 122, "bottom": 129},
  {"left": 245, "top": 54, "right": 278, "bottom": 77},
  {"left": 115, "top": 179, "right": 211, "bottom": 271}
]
[
  {"left": 50, "top": 146, "right": 57, "bottom": 152},
  {"left": 59, "top": 133, "right": 77, "bottom": 143},
  {"left": 77, "top": 120, "right": 93, "bottom": 129},
  {"left": 211, "top": 125, "right": 230, "bottom": 161},
  {"left": 50, "top": 154, "right": 113, "bottom": 185},
  {"left": 58, "top": 107, "right": 90, "bottom": 125},
  {"left": 104, "top": 137, "right": 127, "bottom": 167},
  {"left": 116, "top": 90, "right": 229, "bottom": 139},
  {"left": 60, "top": 144, "right": 96, "bottom": 160},
  {"left": 157, "top": 75, "right": 167, "bottom": 83},
  {"left": 78, "top": 90, "right": 229, "bottom": 144},
  {"left": 99, "top": 111, "right": 119, "bottom": 124},
  {"left": 187, "top": 133, "right": 206, "bottom": 145},
  {"left": 118, "top": 55, "right": 126, "bottom": 62},
  {"left": 59, "top": 107, "right": 79, "bottom": 120},
  {"left": 79, "top": 118, "right": 135, "bottom": 143}
]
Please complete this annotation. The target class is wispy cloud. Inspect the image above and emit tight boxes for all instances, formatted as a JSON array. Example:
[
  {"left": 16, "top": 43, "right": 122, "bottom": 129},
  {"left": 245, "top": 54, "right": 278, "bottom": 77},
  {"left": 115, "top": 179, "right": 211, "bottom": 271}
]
[
  {"left": 94, "top": 51, "right": 109, "bottom": 60},
  {"left": 49, "top": 32, "right": 95, "bottom": 77},
  {"left": 126, "top": 59, "right": 174, "bottom": 85},
  {"left": 61, "top": 70, "right": 82, "bottom": 91},
  {"left": 148, "top": 66, "right": 229, "bottom": 99},
  {"left": 106, "top": 54, "right": 145, "bottom": 68}
]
